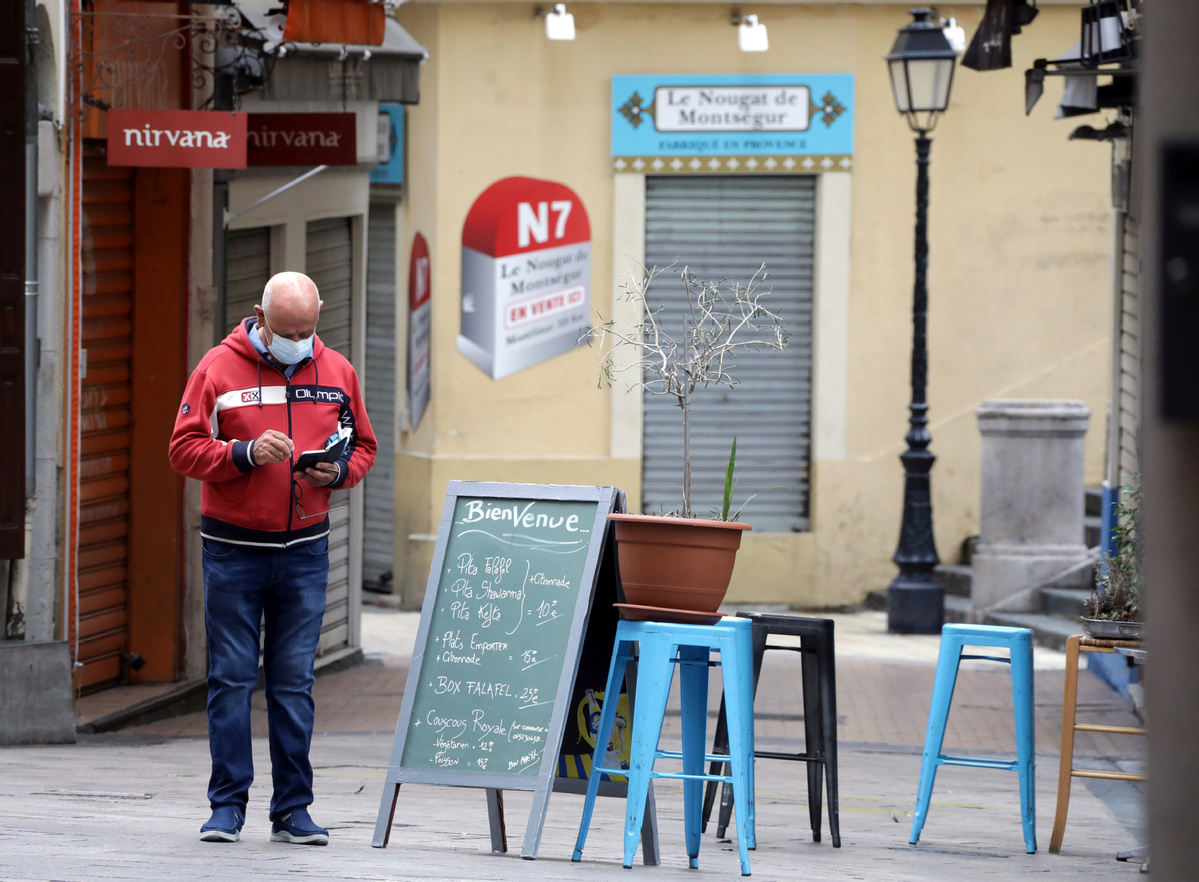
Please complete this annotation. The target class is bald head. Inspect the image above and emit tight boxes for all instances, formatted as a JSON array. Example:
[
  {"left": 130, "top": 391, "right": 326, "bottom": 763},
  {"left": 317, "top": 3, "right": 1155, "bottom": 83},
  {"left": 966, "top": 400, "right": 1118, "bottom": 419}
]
[{"left": 255, "top": 272, "right": 322, "bottom": 344}]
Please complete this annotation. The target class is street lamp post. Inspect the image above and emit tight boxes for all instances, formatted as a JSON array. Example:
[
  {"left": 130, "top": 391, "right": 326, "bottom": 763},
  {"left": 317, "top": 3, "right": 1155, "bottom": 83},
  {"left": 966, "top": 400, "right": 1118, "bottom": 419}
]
[{"left": 885, "top": 8, "right": 959, "bottom": 634}]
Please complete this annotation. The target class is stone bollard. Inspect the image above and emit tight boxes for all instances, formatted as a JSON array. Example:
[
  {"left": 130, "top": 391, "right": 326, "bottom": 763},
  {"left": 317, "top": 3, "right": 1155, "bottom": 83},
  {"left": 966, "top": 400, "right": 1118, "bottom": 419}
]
[{"left": 970, "top": 400, "right": 1091, "bottom": 617}]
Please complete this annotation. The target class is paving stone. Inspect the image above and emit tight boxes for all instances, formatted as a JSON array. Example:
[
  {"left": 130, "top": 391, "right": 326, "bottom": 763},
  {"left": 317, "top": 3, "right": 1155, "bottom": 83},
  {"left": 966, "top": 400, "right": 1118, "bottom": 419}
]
[{"left": 0, "top": 609, "right": 1145, "bottom": 880}]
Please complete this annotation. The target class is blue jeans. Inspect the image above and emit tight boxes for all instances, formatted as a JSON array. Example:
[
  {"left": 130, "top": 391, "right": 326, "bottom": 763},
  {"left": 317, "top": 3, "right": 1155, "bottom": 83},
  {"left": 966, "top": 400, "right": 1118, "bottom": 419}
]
[{"left": 202, "top": 536, "right": 328, "bottom": 819}]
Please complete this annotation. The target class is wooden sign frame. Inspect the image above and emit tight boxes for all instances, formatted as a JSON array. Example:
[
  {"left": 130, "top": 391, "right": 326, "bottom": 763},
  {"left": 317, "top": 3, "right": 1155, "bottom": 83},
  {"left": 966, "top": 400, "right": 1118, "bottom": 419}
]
[{"left": 372, "top": 481, "right": 658, "bottom": 861}]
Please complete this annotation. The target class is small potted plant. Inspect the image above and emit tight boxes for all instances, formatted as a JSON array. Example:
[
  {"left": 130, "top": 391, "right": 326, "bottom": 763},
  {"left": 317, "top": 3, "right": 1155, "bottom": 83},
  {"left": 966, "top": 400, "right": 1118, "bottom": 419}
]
[
  {"left": 586, "top": 265, "right": 789, "bottom": 619},
  {"left": 1082, "top": 479, "right": 1142, "bottom": 639}
]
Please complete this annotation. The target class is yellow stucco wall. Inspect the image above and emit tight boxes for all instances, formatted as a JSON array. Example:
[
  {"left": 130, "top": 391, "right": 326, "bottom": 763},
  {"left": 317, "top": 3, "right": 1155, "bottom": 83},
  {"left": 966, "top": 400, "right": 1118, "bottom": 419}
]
[{"left": 393, "top": 2, "right": 1113, "bottom": 609}]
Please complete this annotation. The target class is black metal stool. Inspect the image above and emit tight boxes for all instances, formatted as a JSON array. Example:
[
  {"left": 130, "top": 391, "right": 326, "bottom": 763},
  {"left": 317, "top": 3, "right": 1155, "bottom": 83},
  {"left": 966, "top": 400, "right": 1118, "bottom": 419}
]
[{"left": 701, "top": 612, "right": 840, "bottom": 847}]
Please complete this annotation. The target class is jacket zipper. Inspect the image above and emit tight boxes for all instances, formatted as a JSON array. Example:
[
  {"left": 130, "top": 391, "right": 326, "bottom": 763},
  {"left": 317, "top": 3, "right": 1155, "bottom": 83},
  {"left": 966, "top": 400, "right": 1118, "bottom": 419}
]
[{"left": 285, "top": 372, "right": 294, "bottom": 534}]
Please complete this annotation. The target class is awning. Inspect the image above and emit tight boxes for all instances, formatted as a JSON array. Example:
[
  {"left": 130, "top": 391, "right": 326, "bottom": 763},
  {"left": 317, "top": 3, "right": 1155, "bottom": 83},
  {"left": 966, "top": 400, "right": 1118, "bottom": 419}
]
[{"left": 237, "top": 7, "right": 427, "bottom": 104}]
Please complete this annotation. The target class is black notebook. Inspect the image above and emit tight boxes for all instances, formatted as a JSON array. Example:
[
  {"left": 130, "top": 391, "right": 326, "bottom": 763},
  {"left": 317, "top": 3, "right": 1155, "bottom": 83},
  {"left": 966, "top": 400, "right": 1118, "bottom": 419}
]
[{"left": 293, "top": 435, "right": 349, "bottom": 473}]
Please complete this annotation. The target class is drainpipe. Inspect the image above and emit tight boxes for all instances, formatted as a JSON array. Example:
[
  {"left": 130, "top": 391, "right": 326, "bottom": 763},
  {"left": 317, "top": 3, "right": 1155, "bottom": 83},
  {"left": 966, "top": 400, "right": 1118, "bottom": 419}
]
[{"left": 25, "top": 14, "right": 38, "bottom": 496}]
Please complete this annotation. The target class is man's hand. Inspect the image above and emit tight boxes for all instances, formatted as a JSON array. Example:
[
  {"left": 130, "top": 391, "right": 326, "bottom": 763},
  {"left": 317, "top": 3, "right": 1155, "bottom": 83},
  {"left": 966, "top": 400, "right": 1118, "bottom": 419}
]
[
  {"left": 251, "top": 429, "right": 294, "bottom": 465},
  {"left": 298, "top": 464, "right": 339, "bottom": 487}
]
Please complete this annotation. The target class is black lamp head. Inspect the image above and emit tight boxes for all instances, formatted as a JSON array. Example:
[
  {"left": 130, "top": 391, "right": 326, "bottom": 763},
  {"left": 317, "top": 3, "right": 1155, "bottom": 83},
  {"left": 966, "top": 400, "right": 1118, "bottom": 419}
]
[{"left": 887, "top": 8, "right": 959, "bottom": 132}]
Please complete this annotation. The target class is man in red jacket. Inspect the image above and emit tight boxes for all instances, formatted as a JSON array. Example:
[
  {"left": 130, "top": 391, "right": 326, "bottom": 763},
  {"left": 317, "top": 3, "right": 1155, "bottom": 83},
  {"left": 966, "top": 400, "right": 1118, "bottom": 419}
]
[{"left": 170, "top": 271, "right": 376, "bottom": 845}]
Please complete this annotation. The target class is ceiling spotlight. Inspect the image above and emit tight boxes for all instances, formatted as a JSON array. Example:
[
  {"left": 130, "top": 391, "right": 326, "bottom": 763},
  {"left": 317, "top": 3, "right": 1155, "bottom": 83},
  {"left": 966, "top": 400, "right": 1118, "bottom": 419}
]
[
  {"left": 545, "top": 4, "right": 575, "bottom": 41},
  {"left": 734, "top": 12, "right": 768, "bottom": 53},
  {"left": 943, "top": 17, "right": 966, "bottom": 54}
]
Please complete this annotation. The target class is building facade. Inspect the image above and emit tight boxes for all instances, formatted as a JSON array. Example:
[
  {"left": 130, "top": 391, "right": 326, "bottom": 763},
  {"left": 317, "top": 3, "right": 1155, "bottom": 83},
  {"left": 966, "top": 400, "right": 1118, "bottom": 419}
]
[
  {"left": 1, "top": 0, "right": 1119, "bottom": 733},
  {"left": 388, "top": 0, "right": 1114, "bottom": 610},
  {"left": 1, "top": 0, "right": 423, "bottom": 729}
]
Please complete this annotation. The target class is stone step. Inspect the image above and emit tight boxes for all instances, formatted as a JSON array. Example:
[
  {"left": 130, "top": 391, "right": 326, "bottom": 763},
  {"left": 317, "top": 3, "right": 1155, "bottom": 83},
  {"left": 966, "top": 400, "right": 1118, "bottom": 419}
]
[
  {"left": 982, "top": 611, "right": 1083, "bottom": 652},
  {"left": 864, "top": 588, "right": 888, "bottom": 611},
  {"left": 864, "top": 593, "right": 1087, "bottom": 653},
  {"left": 1041, "top": 586, "right": 1091, "bottom": 619},
  {"left": 944, "top": 593, "right": 970, "bottom": 623},
  {"left": 934, "top": 564, "right": 973, "bottom": 597}
]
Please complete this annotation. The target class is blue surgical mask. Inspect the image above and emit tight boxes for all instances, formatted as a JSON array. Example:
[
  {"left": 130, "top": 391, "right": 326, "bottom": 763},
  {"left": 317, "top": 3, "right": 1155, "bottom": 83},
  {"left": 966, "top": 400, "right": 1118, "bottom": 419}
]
[{"left": 263, "top": 318, "right": 314, "bottom": 365}]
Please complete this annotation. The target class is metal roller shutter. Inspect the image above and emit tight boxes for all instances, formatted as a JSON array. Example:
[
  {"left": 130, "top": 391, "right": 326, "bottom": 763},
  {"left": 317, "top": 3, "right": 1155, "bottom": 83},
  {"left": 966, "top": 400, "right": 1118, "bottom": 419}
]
[
  {"left": 306, "top": 217, "right": 354, "bottom": 652},
  {"left": 308, "top": 218, "right": 353, "bottom": 354},
  {"left": 1114, "top": 212, "right": 1140, "bottom": 483},
  {"left": 363, "top": 204, "right": 396, "bottom": 590},
  {"left": 223, "top": 227, "right": 271, "bottom": 335},
  {"left": 78, "top": 151, "right": 134, "bottom": 689},
  {"left": 642, "top": 176, "right": 815, "bottom": 532}
]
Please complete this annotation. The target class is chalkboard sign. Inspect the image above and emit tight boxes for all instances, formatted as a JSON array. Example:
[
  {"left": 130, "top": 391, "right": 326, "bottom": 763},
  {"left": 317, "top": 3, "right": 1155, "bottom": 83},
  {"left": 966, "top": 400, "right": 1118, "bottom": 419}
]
[
  {"left": 400, "top": 492, "right": 604, "bottom": 776},
  {"left": 373, "top": 482, "right": 656, "bottom": 860}
]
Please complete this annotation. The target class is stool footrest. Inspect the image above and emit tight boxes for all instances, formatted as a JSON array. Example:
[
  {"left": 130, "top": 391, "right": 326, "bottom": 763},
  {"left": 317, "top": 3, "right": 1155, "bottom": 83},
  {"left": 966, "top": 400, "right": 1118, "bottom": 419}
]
[
  {"left": 655, "top": 749, "right": 743, "bottom": 765},
  {"left": 959, "top": 654, "right": 1012, "bottom": 664},
  {"left": 938, "top": 754, "right": 1019, "bottom": 772},
  {"left": 1070, "top": 769, "right": 1147, "bottom": 782},
  {"left": 755, "top": 750, "right": 823, "bottom": 763},
  {"left": 1074, "top": 723, "right": 1147, "bottom": 736},
  {"left": 650, "top": 771, "right": 735, "bottom": 784}
]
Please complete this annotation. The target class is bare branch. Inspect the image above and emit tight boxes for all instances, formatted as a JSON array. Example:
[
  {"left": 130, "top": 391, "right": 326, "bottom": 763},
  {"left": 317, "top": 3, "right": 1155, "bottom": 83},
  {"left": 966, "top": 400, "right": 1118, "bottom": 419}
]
[{"left": 584, "top": 263, "right": 789, "bottom": 517}]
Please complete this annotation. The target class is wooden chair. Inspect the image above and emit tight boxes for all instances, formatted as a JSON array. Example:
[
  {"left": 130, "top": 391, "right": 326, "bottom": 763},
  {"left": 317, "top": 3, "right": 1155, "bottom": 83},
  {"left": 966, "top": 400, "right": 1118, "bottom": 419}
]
[{"left": 1049, "top": 634, "right": 1146, "bottom": 854}]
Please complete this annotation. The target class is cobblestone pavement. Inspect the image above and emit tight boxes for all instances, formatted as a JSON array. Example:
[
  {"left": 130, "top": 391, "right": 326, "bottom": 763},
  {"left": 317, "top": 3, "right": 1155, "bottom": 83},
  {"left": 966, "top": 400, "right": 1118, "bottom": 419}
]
[{"left": 1, "top": 609, "right": 1146, "bottom": 881}]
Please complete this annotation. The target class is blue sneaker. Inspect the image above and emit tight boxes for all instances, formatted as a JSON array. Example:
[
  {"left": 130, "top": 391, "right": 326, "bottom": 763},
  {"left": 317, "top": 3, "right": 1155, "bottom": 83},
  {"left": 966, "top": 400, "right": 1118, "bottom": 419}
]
[
  {"left": 270, "top": 808, "right": 329, "bottom": 845},
  {"left": 200, "top": 805, "right": 244, "bottom": 842}
]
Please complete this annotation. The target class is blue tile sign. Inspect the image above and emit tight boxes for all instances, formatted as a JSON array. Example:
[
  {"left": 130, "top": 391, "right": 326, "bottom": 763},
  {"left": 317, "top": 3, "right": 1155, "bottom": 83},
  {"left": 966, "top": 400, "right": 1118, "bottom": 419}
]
[{"left": 611, "top": 74, "right": 854, "bottom": 174}]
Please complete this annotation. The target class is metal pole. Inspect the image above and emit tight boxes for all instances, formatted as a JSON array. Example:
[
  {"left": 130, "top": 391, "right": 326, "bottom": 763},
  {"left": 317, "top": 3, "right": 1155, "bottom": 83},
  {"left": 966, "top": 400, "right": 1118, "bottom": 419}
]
[
  {"left": 887, "top": 133, "right": 943, "bottom": 634},
  {"left": 223, "top": 165, "right": 328, "bottom": 227}
]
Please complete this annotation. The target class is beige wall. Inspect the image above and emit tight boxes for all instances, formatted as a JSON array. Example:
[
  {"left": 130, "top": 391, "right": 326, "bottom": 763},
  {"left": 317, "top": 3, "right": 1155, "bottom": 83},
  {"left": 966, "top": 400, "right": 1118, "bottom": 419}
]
[{"left": 393, "top": 2, "right": 1113, "bottom": 609}]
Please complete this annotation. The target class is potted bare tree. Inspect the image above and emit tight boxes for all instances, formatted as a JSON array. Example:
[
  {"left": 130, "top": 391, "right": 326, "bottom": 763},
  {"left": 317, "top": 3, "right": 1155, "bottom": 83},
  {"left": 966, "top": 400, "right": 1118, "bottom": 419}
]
[{"left": 587, "top": 265, "right": 789, "bottom": 621}]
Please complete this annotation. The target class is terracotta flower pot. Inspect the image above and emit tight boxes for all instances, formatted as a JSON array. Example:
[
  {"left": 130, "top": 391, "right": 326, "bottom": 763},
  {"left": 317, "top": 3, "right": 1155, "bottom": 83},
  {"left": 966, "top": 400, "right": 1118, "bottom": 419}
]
[{"left": 608, "top": 513, "right": 751, "bottom": 613}]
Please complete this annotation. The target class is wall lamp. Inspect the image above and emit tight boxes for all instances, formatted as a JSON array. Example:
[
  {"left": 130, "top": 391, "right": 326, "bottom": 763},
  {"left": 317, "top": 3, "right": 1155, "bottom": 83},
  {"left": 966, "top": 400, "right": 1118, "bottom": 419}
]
[
  {"left": 542, "top": 4, "right": 575, "bottom": 41},
  {"left": 732, "top": 11, "right": 768, "bottom": 52}
]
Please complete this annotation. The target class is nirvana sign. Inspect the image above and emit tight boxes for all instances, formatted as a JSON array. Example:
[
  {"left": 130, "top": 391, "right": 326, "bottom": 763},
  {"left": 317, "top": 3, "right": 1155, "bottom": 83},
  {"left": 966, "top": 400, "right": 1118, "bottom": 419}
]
[
  {"left": 246, "top": 113, "right": 357, "bottom": 166},
  {"left": 108, "top": 110, "right": 247, "bottom": 168},
  {"left": 107, "top": 111, "right": 358, "bottom": 169}
]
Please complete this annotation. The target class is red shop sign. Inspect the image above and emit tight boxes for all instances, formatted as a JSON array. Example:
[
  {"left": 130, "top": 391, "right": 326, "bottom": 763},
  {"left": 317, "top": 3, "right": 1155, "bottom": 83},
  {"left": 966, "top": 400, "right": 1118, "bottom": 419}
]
[
  {"left": 246, "top": 113, "right": 358, "bottom": 166},
  {"left": 107, "top": 110, "right": 247, "bottom": 169},
  {"left": 461, "top": 176, "right": 591, "bottom": 258}
]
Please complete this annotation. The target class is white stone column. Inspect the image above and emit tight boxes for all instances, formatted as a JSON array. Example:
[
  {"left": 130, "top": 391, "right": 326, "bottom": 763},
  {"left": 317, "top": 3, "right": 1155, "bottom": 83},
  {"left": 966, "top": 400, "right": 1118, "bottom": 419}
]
[{"left": 970, "top": 400, "right": 1092, "bottom": 615}]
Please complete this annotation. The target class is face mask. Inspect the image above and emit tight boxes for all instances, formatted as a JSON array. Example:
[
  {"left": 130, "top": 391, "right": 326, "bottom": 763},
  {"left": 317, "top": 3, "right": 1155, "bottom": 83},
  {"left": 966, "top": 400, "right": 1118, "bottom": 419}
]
[{"left": 263, "top": 318, "right": 314, "bottom": 365}]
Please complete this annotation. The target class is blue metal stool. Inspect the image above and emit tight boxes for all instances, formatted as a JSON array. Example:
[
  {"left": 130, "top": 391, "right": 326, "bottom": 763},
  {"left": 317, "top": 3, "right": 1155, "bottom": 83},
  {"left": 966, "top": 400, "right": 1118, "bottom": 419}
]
[
  {"left": 573, "top": 617, "right": 756, "bottom": 875},
  {"left": 910, "top": 623, "right": 1036, "bottom": 853}
]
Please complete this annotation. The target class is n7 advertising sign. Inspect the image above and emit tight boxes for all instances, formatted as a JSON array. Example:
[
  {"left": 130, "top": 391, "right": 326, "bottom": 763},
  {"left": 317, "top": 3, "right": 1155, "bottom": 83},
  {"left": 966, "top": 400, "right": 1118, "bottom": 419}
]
[{"left": 458, "top": 177, "right": 591, "bottom": 380}]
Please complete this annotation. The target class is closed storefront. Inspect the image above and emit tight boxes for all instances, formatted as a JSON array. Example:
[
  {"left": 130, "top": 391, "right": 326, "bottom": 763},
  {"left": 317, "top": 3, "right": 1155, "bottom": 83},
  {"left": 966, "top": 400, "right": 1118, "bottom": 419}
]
[
  {"left": 641, "top": 175, "right": 815, "bottom": 532},
  {"left": 222, "top": 227, "right": 273, "bottom": 336},
  {"left": 78, "top": 152, "right": 134, "bottom": 689},
  {"left": 75, "top": 149, "right": 188, "bottom": 691},
  {"left": 305, "top": 217, "right": 356, "bottom": 653},
  {"left": 364, "top": 203, "right": 398, "bottom": 591}
]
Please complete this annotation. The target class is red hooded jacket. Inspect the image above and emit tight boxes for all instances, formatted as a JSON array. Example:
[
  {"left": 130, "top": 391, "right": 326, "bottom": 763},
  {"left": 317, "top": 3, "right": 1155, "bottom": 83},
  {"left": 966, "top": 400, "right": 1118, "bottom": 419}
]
[{"left": 169, "top": 318, "right": 377, "bottom": 547}]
